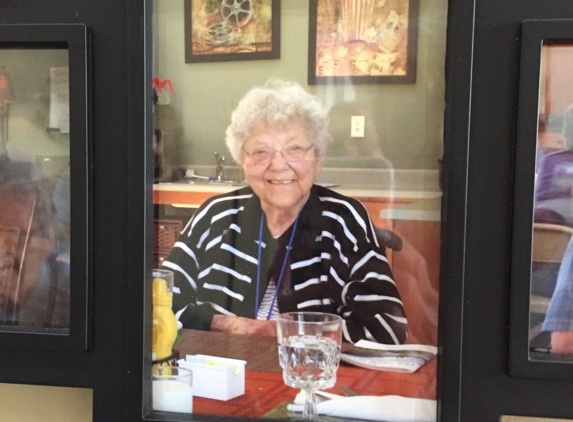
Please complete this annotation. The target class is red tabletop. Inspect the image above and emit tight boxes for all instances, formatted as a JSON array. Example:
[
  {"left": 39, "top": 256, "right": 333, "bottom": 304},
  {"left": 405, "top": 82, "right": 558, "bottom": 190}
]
[{"left": 177, "top": 329, "right": 437, "bottom": 418}]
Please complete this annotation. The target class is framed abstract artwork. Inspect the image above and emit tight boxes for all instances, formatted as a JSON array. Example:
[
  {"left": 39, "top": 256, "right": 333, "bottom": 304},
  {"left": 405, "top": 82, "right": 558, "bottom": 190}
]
[
  {"left": 184, "top": 0, "right": 280, "bottom": 63},
  {"left": 308, "top": 0, "right": 419, "bottom": 85}
]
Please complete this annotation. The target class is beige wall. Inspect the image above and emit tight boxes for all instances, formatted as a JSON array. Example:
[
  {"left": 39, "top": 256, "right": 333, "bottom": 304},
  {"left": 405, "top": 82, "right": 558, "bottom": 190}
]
[
  {"left": 0, "top": 383, "right": 92, "bottom": 422},
  {"left": 155, "top": 0, "right": 448, "bottom": 170}
]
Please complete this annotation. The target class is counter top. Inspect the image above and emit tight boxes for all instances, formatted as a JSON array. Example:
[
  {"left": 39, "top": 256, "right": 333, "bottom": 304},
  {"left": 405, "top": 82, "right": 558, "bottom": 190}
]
[
  {"left": 156, "top": 166, "right": 441, "bottom": 200},
  {"left": 380, "top": 196, "right": 443, "bottom": 221},
  {"left": 154, "top": 182, "right": 442, "bottom": 201}
]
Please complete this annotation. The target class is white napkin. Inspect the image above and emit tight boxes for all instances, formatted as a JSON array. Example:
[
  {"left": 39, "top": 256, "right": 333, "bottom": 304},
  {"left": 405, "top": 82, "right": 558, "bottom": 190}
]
[{"left": 287, "top": 391, "right": 436, "bottom": 422}]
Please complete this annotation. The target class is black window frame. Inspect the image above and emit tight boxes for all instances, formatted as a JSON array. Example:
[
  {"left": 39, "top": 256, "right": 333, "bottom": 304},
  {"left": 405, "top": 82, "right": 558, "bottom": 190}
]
[
  {"left": 127, "top": 0, "right": 474, "bottom": 420},
  {"left": 509, "top": 19, "right": 573, "bottom": 381},
  {"left": 7, "top": 1, "right": 573, "bottom": 422},
  {"left": 0, "top": 23, "right": 92, "bottom": 352}
]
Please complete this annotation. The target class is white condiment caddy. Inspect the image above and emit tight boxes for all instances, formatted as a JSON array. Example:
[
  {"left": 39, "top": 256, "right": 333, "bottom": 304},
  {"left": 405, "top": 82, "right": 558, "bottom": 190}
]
[{"left": 178, "top": 354, "right": 246, "bottom": 401}]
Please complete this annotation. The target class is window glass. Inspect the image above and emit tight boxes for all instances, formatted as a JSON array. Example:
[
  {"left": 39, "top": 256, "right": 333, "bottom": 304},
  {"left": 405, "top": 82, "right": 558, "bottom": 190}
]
[
  {"left": 0, "top": 49, "right": 70, "bottom": 333},
  {"left": 529, "top": 43, "right": 573, "bottom": 360},
  {"left": 148, "top": 0, "right": 446, "bottom": 418}
]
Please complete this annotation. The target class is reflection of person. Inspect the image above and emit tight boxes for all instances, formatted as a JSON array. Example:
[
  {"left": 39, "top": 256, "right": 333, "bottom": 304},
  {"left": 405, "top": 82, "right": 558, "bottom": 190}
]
[
  {"left": 19, "top": 167, "right": 71, "bottom": 327},
  {"left": 542, "top": 236, "right": 573, "bottom": 353},
  {"left": 534, "top": 103, "right": 573, "bottom": 227},
  {"left": 49, "top": 168, "right": 71, "bottom": 326},
  {"left": 0, "top": 152, "right": 55, "bottom": 324},
  {"left": 162, "top": 79, "right": 407, "bottom": 344}
]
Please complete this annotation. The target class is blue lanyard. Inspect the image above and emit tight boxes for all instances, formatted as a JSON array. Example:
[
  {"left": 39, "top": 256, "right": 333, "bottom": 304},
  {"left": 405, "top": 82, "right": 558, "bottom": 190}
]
[{"left": 254, "top": 213, "right": 300, "bottom": 320}]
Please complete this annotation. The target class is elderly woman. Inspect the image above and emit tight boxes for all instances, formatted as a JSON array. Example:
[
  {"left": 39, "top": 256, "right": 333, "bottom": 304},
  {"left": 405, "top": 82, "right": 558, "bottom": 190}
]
[{"left": 162, "top": 80, "right": 407, "bottom": 344}]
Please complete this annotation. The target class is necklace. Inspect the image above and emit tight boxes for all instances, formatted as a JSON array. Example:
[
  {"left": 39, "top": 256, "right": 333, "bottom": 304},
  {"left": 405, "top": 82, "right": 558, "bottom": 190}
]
[{"left": 254, "top": 213, "right": 300, "bottom": 320}]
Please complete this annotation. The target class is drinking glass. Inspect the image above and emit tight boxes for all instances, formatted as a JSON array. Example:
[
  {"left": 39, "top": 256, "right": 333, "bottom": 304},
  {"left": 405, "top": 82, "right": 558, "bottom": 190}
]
[
  {"left": 153, "top": 268, "right": 174, "bottom": 293},
  {"left": 152, "top": 366, "right": 193, "bottom": 413},
  {"left": 277, "top": 312, "right": 343, "bottom": 420}
]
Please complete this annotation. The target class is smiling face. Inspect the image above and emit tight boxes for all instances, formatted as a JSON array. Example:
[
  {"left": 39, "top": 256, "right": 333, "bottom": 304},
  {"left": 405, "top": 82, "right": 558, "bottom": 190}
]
[{"left": 241, "top": 121, "right": 323, "bottom": 218}]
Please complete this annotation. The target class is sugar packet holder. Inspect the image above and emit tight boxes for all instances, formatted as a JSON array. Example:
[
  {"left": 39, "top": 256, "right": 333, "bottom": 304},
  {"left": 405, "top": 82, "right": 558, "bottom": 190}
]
[{"left": 177, "top": 354, "right": 246, "bottom": 401}]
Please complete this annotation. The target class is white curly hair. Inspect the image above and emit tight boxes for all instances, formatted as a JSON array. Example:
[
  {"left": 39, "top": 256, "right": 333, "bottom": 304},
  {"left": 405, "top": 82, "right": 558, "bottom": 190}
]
[{"left": 225, "top": 79, "right": 332, "bottom": 164}]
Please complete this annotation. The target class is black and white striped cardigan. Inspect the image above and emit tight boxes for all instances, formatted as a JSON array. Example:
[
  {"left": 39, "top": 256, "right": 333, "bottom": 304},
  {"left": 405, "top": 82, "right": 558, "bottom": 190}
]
[{"left": 162, "top": 184, "right": 408, "bottom": 344}]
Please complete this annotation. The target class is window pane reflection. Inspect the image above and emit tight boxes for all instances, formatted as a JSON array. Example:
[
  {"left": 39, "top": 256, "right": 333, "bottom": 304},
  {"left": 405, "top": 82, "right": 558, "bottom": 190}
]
[
  {"left": 529, "top": 44, "right": 573, "bottom": 359},
  {"left": 148, "top": 0, "right": 446, "bottom": 418},
  {"left": 0, "top": 49, "right": 70, "bottom": 333}
]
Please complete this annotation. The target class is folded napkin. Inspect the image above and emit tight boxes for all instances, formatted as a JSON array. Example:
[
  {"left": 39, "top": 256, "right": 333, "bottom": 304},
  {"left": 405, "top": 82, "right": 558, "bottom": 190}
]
[{"left": 287, "top": 391, "right": 436, "bottom": 422}]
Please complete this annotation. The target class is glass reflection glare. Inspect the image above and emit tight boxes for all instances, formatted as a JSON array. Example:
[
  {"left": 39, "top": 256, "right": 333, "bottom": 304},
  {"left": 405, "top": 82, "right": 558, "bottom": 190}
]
[
  {"left": 529, "top": 43, "right": 573, "bottom": 359},
  {"left": 146, "top": 0, "right": 447, "bottom": 418},
  {"left": 0, "top": 49, "right": 70, "bottom": 332}
]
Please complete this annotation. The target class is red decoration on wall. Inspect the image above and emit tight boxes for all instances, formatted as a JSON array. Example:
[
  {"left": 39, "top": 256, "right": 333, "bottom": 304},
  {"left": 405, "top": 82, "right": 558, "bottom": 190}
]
[{"left": 152, "top": 77, "right": 174, "bottom": 95}]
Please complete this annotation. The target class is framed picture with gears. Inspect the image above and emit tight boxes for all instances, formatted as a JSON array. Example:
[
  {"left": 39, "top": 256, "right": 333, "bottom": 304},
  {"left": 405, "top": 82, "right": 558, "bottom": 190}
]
[
  {"left": 308, "top": 0, "right": 419, "bottom": 85},
  {"left": 184, "top": 0, "right": 281, "bottom": 63}
]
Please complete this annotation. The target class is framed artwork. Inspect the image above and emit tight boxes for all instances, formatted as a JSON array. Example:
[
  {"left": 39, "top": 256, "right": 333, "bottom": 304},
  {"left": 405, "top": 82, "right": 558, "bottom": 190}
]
[
  {"left": 308, "top": 0, "right": 419, "bottom": 85},
  {"left": 0, "top": 24, "right": 92, "bottom": 352},
  {"left": 509, "top": 19, "right": 573, "bottom": 380},
  {"left": 184, "top": 0, "right": 280, "bottom": 63}
]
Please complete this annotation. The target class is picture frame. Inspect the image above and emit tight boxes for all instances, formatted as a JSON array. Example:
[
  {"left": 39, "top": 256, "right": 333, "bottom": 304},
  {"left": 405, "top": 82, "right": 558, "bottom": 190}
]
[
  {"left": 509, "top": 19, "right": 573, "bottom": 380},
  {"left": 307, "top": 0, "right": 419, "bottom": 85},
  {"left": 184, "top": 0, "right": 280, "bottom": 64},
  {"left": 0, "top": 24, "right": 92, "bottom": 352}
]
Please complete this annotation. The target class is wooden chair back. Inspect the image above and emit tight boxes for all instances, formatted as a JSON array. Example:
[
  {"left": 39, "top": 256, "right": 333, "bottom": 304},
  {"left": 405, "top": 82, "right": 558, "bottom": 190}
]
[{"left": 532, "top": 223, "right": 573, "bottom": 264}]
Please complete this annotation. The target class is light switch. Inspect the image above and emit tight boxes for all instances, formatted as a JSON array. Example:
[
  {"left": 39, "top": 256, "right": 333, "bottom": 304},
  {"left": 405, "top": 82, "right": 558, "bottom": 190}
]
[{"left": 351, "top": 115, "right": 365, "bottom": 138}]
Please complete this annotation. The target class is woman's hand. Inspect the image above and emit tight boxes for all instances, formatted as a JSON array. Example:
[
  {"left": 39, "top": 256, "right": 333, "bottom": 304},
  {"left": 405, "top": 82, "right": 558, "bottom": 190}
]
[
  {"left": 211, "top": 315, "right": 277, "bottom": 337},
  {"left": 551, "top": 331, "right": 573, "bottom": 354}
]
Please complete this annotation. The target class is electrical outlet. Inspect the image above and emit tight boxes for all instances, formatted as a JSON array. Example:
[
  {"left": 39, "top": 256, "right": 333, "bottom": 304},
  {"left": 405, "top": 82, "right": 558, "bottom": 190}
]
[{"left": 351, "top": 115, "right": 365, "bottom": 138}]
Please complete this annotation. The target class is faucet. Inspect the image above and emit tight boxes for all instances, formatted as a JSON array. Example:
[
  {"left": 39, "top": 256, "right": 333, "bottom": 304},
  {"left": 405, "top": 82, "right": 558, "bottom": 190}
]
[{"left": 214, "top": 152, "right": 225, "bottom": 181}]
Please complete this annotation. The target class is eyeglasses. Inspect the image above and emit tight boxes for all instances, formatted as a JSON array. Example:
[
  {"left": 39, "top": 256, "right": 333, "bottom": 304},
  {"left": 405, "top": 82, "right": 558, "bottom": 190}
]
[{"left": 243, "top": 144, "right": 315, "bottom": 165}]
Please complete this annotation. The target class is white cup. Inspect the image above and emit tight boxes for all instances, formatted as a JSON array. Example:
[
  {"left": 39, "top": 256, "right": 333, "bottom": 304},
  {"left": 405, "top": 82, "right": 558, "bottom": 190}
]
[{"left": 152, "top": 366, "right": 193, "bottom": 413}]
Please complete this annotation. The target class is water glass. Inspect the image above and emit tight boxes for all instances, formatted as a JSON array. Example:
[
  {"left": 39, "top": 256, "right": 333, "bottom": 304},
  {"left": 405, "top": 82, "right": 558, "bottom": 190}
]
[
  {"left": 277, "top": 312, "right": 343, "bottom": 420},
  {"left": 152, "top": 366, "right": 193, "bottom": 413}
]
